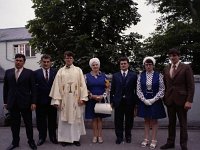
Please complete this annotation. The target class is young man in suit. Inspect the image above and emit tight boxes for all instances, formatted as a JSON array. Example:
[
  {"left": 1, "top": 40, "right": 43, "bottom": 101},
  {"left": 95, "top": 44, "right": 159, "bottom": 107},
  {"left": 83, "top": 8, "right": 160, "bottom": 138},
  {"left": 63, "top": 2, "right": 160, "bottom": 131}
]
[
  {"left": 34, "top": 54, "right": 58, "bottom": 146},
  {"left": 3, "top": 54, "right": 37, "bottom": 150},
  {"left": 160, "top": 48, "right": 195, "bottom": 150},
  {"left": 110, "top": 57, "right": 138, "bottom": 144}
]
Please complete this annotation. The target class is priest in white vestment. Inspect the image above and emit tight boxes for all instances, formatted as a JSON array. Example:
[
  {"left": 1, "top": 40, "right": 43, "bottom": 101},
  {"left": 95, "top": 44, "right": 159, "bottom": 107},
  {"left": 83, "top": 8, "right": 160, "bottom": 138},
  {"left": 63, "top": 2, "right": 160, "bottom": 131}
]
[{"left": 49, "top": 51, "right": 88, "bottom": 146}]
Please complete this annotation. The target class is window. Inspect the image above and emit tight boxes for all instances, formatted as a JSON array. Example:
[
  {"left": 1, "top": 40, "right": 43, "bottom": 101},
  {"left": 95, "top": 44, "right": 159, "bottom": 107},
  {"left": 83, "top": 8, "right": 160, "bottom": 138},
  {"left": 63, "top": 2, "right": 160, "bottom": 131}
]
[{"left": 13, "top": 43, "right": 35, "bottom": 57}]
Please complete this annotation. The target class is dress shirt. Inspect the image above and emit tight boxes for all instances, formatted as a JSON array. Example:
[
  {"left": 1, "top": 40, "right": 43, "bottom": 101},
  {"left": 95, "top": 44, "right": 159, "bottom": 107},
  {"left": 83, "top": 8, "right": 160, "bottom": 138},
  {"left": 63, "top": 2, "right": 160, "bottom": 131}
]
[
  {"left": 121, "top": 70, "right": 128, "bottom": 77},
  {"left": 15, "top": 67, "right": 23, "bottom": 79},
  {"left": 43, "top": 68, "right": 50, "bottom": 80},
  {"left": 170, "top": 61, "right": 180, "bottom": 77}
]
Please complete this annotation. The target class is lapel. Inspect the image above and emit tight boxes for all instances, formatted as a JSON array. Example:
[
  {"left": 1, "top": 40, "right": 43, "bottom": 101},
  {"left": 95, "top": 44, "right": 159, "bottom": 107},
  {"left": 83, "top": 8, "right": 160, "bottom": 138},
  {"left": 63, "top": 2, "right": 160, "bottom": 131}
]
[
  {"left": 125, "top": 70, "right": 130, "bottom": 83},
  {"left": 166, "top": 65, "right": 172, "bottom": 79},
  {"left": 17, "top": 68, "right": 25, "bottom": 82},
  {"left": 39, "top": 68, "right": 46, "bottom": 81},
  {"left": 173, "top": 63, "right": 183, "bottom": 79},
  {"left": 117, "top": 72, "right": 123, "bottom": 83},
  {"left": 48, "top": 68, "right": 53, "bottom": 82},
  {"left": 11, "top": 68, "right": 16, "bottom": 82},
  {"left": 119, "top": 70, "right": 129, "bottom": 84}
]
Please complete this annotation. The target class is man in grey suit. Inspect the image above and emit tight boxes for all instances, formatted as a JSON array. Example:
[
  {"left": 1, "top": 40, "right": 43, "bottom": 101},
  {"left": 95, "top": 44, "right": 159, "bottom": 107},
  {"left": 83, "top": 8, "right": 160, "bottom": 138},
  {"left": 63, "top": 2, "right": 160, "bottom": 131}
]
[{"left": 160, "top": 48, "right": 195, "bottom": 150}]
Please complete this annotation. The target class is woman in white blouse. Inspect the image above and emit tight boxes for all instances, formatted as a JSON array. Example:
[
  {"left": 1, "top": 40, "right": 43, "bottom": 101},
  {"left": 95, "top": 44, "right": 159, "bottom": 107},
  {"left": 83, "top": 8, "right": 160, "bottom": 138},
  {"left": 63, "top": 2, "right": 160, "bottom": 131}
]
[{"left": 137, "top": 56, "right": 166, "bottom": 149}]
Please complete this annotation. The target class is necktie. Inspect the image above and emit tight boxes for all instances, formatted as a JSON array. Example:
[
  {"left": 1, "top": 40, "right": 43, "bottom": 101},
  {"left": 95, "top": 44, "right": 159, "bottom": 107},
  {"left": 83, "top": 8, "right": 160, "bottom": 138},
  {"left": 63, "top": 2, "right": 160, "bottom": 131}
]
[
  {"left": 45, "top": 69, "right": 48, "bottom": 81},
  {"left": 15, "top": 69, "right": 20, "bottom": 81},
  {"left": 122, "top": 72, "right": 126, "bottom": 79},
  {"left": 171, "top": 65, "right": 176, "bottom": 78}
]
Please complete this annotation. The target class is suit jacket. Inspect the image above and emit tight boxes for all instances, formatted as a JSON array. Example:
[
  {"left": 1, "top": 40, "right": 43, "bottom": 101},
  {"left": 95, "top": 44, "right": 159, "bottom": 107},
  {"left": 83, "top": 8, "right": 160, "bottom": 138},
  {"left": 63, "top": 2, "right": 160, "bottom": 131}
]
[
  {"left": 3, "top": 68, "right": 36, "bottom": 110},
  {"left": 110, "top": 70, "right": 138, "bottom": 107},
  {"left": 163, "top": 63, "right": 194, "bottom": 106},
  {"left": 34, "top": 68, "right": 57, "bottom": 105}
]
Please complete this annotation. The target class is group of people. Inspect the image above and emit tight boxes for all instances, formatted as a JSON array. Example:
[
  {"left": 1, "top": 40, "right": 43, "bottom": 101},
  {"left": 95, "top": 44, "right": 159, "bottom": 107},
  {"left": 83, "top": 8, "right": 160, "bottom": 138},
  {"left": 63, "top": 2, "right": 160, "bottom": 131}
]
[{"left": 3, "top": 48, "right": 194, "bottom": 150}]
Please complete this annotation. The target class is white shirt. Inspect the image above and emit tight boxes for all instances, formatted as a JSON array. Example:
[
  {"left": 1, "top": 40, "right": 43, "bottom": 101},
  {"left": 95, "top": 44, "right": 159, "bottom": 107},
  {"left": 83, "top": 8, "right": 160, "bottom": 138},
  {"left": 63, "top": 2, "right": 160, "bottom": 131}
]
[
  {"left": 170, "top": 61, "right": 180, "bottom": 77},
  {"left": 15, "top": 67, "right": 23, "bottom": 78},
  {"left": 42, "top": 68, "right": 50, "bottom": 79},
  {"left": 121, "top": 70, "right": 128, "bottom": 77}
]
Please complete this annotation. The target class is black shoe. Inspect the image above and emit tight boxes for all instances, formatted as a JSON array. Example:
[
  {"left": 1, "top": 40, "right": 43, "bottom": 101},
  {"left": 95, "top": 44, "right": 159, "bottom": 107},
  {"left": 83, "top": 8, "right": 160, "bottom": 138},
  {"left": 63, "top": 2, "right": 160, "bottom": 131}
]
[
  {"left": 73, "top": 141, "right": 81, "bottom": 146},
  {"left": 115, "top": 139, "right": 123, "bottom": 144},
  {"left": 6, "top": 144, "right": 19, "bottom": 150},
  {"left": 181, "top": 146, "right": 188, "bottom": 150},
  {"left": 126, "top": 138, "right": 131, "bottom": 143},
  {"left": 37, "top": 139, "right": 45, "bottom": 146},
  {"left": 29, "top": 141, "right": 37, "bottom": 150},
  {"left": 61, "top": 142, "right": 72, "bottom": 146},
  {"left": 160, "top": 143, "right": 175, "bottom": 149},
  {"left": 50, "top": 137, "right": 58, "bottom": 144}
]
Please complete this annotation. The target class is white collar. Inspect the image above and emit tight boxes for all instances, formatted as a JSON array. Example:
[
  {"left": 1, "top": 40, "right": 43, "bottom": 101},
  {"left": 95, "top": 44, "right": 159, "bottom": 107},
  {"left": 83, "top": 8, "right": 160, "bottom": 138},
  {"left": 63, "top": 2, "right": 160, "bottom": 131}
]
[{"left": 121, "top": 70, "right": 128, "bottom": 75}]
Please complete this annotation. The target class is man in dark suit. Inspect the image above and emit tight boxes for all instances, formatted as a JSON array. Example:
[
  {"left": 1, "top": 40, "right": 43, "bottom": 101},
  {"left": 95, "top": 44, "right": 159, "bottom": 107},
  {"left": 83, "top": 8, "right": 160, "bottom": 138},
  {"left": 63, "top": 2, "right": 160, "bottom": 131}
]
[
  {"left": 34, "top": 54, "right": 58, "bottom": 146},
  {"left": 110, "top": 57, "right": 138, "bottom": 144},
  {"left": 3, "top": 53, "right": 37, "bottom": 150},
  {"left": 160, "top": 48, "right": 195, "bottom": 150}
]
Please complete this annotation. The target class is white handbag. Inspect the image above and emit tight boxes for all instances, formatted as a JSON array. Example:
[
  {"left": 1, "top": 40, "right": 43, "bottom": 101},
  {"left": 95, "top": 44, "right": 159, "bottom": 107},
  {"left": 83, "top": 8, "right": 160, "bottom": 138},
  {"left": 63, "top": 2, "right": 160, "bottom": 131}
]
[{"left": 94, "top": 93, "right": 112, "bottom": 114}]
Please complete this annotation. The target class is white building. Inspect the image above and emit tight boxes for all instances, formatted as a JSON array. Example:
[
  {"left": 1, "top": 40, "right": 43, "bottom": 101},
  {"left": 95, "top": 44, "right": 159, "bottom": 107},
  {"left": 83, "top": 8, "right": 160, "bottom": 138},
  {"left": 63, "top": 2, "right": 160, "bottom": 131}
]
[{"left": 0, "top": 27, "right": 41, "bottom": 73}]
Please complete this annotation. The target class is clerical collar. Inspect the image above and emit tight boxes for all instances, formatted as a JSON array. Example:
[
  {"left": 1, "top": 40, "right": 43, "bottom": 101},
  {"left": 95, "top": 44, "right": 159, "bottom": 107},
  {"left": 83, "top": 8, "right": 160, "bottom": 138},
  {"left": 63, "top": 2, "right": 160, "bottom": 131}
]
[
  {"left": 65, "top": 64, "right": 73, "bottom": 69},
  {"left": 66, "top": 65, "right": 70, "bottom": 68}
]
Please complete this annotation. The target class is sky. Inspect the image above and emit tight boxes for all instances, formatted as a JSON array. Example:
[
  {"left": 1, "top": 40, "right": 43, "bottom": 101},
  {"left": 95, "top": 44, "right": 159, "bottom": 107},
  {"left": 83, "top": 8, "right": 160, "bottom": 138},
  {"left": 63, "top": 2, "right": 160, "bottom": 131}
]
[{"left": 0, "top": 0, "right": 160, "bottom": 39}]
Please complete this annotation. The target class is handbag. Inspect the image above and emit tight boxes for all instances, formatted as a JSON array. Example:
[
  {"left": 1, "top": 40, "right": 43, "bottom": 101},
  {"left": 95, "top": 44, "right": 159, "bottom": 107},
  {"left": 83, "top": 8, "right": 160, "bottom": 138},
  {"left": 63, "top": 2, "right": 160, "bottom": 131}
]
[{"left": 94, "top": 93, "right": 112, "bottom": 114}]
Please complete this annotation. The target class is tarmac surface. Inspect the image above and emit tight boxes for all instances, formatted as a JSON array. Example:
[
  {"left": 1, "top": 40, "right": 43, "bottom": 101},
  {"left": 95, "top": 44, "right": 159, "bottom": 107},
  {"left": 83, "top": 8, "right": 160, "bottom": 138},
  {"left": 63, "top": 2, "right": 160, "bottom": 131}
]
[{"left": 0, "top": 127, "right": 200, "bottom": 150}]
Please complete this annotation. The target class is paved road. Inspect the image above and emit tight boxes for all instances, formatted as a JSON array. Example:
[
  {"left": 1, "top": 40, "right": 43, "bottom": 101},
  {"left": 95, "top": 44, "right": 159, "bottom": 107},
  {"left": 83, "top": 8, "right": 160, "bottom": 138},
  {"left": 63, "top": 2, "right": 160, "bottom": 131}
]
[{"left": 0, "top": 127, "right": 200, "bottom": 150}]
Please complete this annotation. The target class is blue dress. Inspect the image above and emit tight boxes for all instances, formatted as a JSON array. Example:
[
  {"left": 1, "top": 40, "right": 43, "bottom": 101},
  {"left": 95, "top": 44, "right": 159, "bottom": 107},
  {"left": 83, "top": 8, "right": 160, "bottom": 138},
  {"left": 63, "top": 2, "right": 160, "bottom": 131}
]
[
  {"left": 137, "top": 71, "right": 166, "bottom": 119},
  {"left": 85, "top": 72, "right": 111, "bottom": 119}
]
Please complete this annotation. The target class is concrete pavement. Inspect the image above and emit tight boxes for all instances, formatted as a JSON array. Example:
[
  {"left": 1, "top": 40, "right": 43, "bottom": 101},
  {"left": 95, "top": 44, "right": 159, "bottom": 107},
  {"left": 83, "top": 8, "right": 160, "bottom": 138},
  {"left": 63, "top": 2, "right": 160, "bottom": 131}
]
[{"left": 0, "top": 127, "right": 199, "bottom": 150}]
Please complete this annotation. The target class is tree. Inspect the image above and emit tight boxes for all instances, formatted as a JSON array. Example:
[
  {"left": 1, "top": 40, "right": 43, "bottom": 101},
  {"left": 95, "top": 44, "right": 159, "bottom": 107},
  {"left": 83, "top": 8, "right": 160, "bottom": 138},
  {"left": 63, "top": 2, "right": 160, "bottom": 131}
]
[
  {"left": 144, "top": 0, "right": 200, "bottom": 73},
  {"left": 27, "top": 0, "right": 141, "bottom": 73}
]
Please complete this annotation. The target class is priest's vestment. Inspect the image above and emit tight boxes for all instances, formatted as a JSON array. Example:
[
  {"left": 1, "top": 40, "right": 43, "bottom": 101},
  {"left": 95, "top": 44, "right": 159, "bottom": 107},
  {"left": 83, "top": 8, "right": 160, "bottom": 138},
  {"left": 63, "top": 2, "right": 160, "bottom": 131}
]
[{"left": 50, "top": 65, "right": 88, "bottom": 142}]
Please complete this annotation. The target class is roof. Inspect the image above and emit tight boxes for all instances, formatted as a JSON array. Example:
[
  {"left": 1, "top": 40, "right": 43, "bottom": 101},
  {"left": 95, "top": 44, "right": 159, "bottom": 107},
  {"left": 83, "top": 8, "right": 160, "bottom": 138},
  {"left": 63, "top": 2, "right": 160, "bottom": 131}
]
[{"left": 0, "top": 27, "right": 32, "bottom": 42}]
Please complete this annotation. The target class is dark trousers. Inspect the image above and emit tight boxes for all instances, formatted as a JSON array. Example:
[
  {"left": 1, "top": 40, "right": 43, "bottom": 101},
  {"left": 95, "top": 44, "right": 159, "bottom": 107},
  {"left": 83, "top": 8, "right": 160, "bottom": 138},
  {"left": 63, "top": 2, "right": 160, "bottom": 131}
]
[
  {"left": 114, "top": 100, "right": 134, "bottom": 140},
  {"left": 9, "top": 107, "right": 34, "bottom": 145},
  {"left": 166, "top": 104, "right": 188, "bottom": 147},
  {"left": 36, "top": 104, "right": 57, "bottom": 140}
]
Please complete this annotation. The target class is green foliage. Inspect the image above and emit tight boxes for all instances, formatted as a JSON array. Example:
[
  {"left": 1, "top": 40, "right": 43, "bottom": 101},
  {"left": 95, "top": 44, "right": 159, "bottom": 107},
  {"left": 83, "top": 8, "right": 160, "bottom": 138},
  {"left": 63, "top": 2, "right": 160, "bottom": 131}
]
[
  {"left": 144, "top": 0, "right": 200, "bottom": 74},
  {"left": 27, "top": 0, "right": 141, "bottom": 73}
]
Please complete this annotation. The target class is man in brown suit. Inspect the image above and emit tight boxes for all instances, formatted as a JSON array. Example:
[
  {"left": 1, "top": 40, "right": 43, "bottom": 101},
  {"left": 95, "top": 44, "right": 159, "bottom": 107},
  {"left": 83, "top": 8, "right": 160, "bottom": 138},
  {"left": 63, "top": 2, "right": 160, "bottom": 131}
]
[{"left": 160, "top": 48, "right": 194, "bottom": 150}]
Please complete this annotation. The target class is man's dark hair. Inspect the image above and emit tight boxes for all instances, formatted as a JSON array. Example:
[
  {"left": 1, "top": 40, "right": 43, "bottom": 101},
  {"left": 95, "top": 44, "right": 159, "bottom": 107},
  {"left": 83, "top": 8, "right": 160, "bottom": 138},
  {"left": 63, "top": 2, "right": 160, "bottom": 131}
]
[
  {"left": 41, "top": 54, "right": 52, "bottom": 61},
  {"left": 119, "top": 57, "right": 129, "bottom": 64},
  {"left": 168, "top": 48, "right": 180, "bottom": 56},
  {"left": 64, "top": 51, "right": 74, "bottom": 58},
  {"left": 15, "top": 53, "right": 26, "bottom": 62}
]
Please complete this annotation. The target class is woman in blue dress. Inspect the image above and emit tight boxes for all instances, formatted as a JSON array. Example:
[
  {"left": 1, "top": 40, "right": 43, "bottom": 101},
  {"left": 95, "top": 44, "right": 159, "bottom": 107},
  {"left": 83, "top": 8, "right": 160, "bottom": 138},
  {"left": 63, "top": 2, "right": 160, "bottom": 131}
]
[
  {"left": 137, "top": 56, "right": 166, "bottom": 149},
  {"left": 85, "top": 58, "right": 111, "bottom": 144}
]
